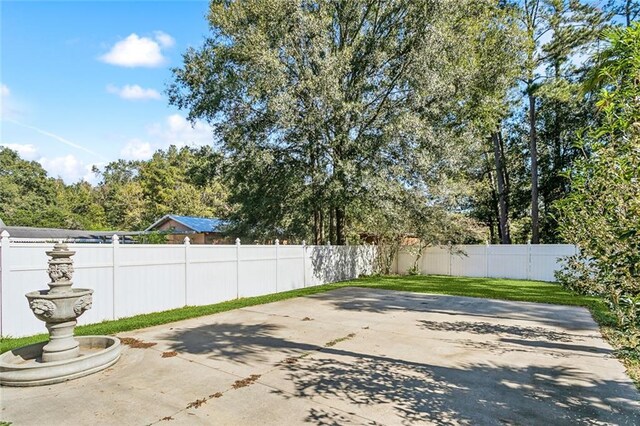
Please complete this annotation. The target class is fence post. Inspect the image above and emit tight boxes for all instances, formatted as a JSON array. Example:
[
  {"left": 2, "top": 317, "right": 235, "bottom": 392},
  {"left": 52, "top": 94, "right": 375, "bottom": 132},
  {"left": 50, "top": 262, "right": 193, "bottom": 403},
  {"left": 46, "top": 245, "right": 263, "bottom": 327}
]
[
  {"left": 302, "top": 240, "right": 307, "bottom": 288},
  {"left": 235, "top": 238, "right": 241, "bottom": 299},
  {"left": 275, "top": 239, "right": 279, "bottom": 293},
  {"left": 0, "top": 230, "right": 10, "bottom": 336},
  {"left": 447, "top": 241, "right": 452, "bottom": 276},
  {"left": 485, "top": 241, "right": 489, "bottom": 278},
  {"left": 112, "top": 234, "right": 119, "bottom": 320},
  {"left": 527, "top": 240, "right": 532, "bottom": 280},
  {"left": 184, "top": 236, "right": 190, "bottom": 306}
]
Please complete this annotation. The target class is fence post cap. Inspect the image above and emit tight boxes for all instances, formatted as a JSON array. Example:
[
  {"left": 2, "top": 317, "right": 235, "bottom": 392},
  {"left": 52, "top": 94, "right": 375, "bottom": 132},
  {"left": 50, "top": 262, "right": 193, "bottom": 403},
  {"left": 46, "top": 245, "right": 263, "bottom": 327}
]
[
  {"left": 0, "top": 230, "right": 9, "bottom": 238},
  {"left": 235, "top": 238, "right": 241, "bottom": 245},
  {"left": 183, "top": 236, "right": 191, "bottom": 245},
  {"left": 274, "top": 239, "right": 280, "bottom": 246},
  {"left": 302, "top": 240, "right": 306, "bottom": 246},
  {"left": 112, "top": 234, "right": 120, "bottom": 244}
]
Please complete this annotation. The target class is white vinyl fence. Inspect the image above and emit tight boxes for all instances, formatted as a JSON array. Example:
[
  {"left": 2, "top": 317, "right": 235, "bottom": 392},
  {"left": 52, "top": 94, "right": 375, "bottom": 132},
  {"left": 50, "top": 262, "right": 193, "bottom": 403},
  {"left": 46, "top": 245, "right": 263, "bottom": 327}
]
[
  {"left": 396, "top": 244, "right": 577, "bottom": 282},
  {"left": 0, "top": 233, "right": 376, "bottom": 338}
]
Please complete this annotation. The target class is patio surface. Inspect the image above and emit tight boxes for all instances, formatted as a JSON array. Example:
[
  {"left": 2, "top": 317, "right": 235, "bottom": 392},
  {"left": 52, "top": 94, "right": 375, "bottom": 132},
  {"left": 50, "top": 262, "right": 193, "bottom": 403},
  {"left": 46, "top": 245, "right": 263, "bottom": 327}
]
[{"left": 2, "top": 287, "right": 639, "bottom": 425}]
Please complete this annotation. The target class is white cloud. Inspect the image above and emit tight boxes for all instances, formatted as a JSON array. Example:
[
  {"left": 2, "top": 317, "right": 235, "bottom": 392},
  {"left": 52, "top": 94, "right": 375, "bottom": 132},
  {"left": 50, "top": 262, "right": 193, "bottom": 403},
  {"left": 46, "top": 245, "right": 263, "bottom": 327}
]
[
  {"left": 154, "top": 31, "right": 175, "bottom": 48},
  {"left": 1, "top": 84, "right": 9, "bottom": 97},
  {"left": 99, "top": 32, "right": 174, "bottom": 67},
  {"left": 147, "top": 114, "right": 213, "bottom": 147},
  {"left": 0, "top": 143, "right": 38, "bottom": 160},
  {"left": 120, "top": 139, "right": 154, "bottom": 160},
  {"left": 38, "top": 155, "right": 100, "bottom": 184},
  {"left": 106, "top": 84, "right": 161, "bottom": 101}
]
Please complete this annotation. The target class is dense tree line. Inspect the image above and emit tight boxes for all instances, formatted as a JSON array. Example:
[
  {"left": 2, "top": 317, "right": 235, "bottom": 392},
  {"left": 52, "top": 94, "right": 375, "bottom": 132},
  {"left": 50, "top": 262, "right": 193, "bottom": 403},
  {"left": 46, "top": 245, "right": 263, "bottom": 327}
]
[{"left": 0, "top": 145, "right": 230, "bottom": 231}]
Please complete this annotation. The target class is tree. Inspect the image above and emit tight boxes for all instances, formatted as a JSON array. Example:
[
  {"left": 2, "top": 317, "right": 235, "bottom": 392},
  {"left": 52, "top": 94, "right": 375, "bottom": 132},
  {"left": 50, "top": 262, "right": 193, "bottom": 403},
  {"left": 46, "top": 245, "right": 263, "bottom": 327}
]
[
  {"left": 169, "top": 0, "right": 524, "bottom": 244},
  {"left": 94, "top": 146, "right": 230, "bottom": 230},
  {"left": 0, "top": 147, "right": 64, "bottom": 227},
  {"left": 517, "top": 0, "right": 607, "bottom": 243},
  {"left": 556, "top": 23, "right": 640, "bottom": 351}
]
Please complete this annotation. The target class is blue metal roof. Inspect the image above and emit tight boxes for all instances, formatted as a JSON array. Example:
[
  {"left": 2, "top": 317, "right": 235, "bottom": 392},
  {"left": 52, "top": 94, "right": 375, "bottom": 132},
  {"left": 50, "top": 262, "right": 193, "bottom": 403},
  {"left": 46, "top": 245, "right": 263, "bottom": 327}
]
[{"left": 167, "top": 215, "right": 224, "bottom": 233}]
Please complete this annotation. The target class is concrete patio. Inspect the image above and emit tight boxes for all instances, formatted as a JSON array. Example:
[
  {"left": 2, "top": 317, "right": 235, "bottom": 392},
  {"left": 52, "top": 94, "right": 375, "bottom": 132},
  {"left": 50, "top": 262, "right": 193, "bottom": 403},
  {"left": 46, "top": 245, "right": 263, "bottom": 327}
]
[{"left": 2, "top": 287, "right": 639, "bottom": 425}]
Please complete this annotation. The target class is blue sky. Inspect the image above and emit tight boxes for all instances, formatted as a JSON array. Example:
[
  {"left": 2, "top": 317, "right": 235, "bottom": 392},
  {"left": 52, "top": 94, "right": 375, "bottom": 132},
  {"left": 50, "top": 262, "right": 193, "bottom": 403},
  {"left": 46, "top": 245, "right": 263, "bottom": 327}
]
[{"left": 1, "top": 0, "right": 214, "bottom": 183}]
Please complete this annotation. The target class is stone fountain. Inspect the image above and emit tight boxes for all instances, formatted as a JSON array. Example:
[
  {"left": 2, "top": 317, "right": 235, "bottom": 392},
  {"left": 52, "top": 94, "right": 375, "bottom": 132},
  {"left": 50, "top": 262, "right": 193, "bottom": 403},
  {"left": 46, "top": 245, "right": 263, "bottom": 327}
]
[{"left": 0, "top": 243, "right": 122, "bottom": 386}]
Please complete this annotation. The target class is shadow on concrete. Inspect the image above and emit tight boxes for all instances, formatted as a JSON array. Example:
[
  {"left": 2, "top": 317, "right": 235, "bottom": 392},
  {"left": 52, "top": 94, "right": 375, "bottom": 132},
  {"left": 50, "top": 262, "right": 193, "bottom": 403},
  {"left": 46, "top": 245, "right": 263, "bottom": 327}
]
[
  {"left": 280, "top": 349, "right": 639, "bottom": 425},
  {"left": 305, "top": 407, "right": 382, "bottom": 426},
  {"left": 161, "top": 323, "right": 321, "bottom": 364},
  {"left": 162, "top": 321, "right": 639, "bottom": 425},
  {"left": 499, "top": 337, "right": 612, "bottom": 355},
  {"left": 417, "top": 319, "right": 577, "bottom": 342},
  {"left": 315, "top": 288, "right": 597, "bottom": 332}
]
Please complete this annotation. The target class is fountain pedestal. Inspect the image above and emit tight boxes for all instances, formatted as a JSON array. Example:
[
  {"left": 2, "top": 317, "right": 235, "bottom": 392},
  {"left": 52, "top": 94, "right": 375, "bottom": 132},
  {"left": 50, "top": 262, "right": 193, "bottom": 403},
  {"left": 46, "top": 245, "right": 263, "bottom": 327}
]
[{"left": 0, "top": 243, "right": 121, "bottom": 387}]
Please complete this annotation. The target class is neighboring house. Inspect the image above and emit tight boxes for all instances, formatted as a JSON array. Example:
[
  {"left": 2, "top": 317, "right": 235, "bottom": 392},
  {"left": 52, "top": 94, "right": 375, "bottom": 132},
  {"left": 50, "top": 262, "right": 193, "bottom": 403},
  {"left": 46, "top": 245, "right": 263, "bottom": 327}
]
[{"left": 145, "top": 214, "right": 226, "bottom": 244}]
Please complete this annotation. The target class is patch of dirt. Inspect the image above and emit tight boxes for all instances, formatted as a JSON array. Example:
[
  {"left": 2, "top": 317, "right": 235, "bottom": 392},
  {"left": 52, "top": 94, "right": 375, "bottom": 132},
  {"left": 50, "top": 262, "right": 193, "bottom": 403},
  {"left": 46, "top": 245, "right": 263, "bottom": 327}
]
[
  {"left": 302, "top": 317, "right": 312, "bottom": 321},
  {"left": 186, "top": 398, "right": 207, "bottom": 409},
  {"left": 120, "top": 337, "right": 157, "bottom": 349},
  {"left": 282, "top": 357, "right": 299, "bottom": 365},
  {"left": 160, "top": 416, "right": 174, "bottom": 421},
  {"left": 162, "top": 351, "right": 178, "bottom": 358},
  {"left": 232, "top": 374, "right": 261, "bottom": 389},
  {"left": 325, "top": 333, "right": 356, "bottom": 347},
  {"left": 209, "top": 392, "right": 223, "bottom": 399}
]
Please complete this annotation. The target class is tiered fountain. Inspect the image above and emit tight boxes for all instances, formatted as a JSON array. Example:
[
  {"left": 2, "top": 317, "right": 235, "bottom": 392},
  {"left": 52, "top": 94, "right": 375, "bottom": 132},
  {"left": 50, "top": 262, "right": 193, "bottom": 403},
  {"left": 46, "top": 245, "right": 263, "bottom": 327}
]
[{"left": 0, "top": 243, "right": 121, "bottom": 386}]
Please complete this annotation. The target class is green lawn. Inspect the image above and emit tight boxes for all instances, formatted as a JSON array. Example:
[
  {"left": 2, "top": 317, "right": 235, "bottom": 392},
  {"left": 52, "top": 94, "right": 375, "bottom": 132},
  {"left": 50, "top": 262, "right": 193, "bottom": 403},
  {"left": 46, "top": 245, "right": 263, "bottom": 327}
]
[{"left": 1, "top": 274, "right": 607, "bottom": 354}]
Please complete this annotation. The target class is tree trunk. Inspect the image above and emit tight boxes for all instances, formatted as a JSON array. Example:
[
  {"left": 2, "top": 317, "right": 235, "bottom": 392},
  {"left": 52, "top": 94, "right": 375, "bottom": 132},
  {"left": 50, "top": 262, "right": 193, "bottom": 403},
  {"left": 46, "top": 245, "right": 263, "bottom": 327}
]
[
  {"left": 335, "top": 207, "right": 346, "bottom": 245},
  {"left": 329, "top": 208, "right": 336, "bottom": 245},
  {"left": 484, "top": 151, "right": 502, "bottom": 243},
  {"left": 529, "top": 93, "right": 540, "bottom": 244},
  {"left": 491, "top": 131, "right": 511, "bottom": 244},
  {"left": 313, "top": 210, "right": 319, "bottom": 245}
]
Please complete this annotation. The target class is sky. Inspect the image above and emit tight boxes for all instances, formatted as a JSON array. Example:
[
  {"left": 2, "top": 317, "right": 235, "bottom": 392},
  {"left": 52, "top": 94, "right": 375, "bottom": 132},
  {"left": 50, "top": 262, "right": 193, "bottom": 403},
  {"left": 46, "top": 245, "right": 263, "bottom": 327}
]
[{"left": 1, "top": 0, "right": 215, "bottom": 184}]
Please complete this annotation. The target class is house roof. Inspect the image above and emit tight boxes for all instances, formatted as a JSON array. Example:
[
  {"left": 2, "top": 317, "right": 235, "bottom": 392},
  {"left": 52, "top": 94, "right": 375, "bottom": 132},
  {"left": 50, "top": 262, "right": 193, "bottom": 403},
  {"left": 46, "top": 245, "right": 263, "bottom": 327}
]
[
  {"left": 145, "top": 215, "right": 224, "bottom": 233},
  {"left": 0, "top": 225, "right": 141, "bottom": 241}
]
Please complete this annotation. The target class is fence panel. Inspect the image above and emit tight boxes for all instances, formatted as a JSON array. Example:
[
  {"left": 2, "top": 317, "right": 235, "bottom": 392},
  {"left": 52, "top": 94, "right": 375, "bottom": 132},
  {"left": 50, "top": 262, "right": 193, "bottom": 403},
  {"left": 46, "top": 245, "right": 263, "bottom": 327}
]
[
  {"left": 487, "top": 245, "right": 528, "bottom": 280},
  {"left": 398, "top": 244, "right": 575, "bottom": 282},
  {"left": 451, "top": 245, "right": 487, "bottom": 277},
  {"left": 530, "top": 244, "right": 576, "bottom": 282},
  {"left": 186, "top": 245, "right": 238, "bottom": 306}
]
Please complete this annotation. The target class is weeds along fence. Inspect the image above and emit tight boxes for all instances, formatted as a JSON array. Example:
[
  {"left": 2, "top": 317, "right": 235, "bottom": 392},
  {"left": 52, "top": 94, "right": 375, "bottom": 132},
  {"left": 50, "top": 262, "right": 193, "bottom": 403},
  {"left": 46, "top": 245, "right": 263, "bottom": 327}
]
[
  {"left": 0, "top": 233, "right": 376, "bottom": 338},
  {"left": 396, "top": 244, "right": 577, "bottom": 282}
]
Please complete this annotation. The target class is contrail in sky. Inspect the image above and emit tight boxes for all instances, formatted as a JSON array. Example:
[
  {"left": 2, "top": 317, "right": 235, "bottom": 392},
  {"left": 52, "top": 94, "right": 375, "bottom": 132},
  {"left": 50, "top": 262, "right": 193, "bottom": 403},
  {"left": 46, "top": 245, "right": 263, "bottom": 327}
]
[{"left": 4, "top": 118, "right": 108, "bottom": 161}]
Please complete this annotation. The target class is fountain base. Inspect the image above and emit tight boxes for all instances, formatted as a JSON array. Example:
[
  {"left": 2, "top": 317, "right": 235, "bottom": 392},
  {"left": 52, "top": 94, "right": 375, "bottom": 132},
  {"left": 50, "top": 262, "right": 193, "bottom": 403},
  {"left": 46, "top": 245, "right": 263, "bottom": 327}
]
[{"left": 0, "top": 336, "right": 122, "bottom": 387}]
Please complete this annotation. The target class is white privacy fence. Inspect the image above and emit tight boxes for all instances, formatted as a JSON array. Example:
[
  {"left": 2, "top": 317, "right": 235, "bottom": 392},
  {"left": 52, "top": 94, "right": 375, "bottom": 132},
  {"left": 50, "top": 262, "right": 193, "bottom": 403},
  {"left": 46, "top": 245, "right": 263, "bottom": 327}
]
[
  {"left": 0, "top": 233, "right": 376, "bottom": 338},
  {"left": 396, "top": 244, "right": 577, "bottom": 282}
]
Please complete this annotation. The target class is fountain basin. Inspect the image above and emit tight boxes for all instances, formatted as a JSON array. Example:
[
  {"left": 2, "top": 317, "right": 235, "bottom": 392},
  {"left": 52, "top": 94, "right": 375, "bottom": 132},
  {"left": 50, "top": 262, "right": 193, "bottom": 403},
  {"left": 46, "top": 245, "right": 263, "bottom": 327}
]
[
  {"left": 0, "top": 336, "right": 122, "bottom": 387},
  {"left": 25, "top": 288, "right": 93, "bottom": 322}
]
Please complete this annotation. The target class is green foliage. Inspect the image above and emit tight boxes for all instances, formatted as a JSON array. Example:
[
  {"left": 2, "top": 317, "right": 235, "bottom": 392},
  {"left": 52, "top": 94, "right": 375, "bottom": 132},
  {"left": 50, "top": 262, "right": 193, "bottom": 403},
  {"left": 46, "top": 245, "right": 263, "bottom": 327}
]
[
  {"left": 556, "top": 23, "right": 640, "bottom": 352},
  {"left": 169, "top": 0, "right": 524, "bottom": 245},
  {"left": 0, "top": 147, "right": 105, "bottom": 229},
  {"left": 90, "top": 145, "right": 230, "bottom": 231},
  {"left": 1, "top": 145, "right": 230, "bottom": 233}
]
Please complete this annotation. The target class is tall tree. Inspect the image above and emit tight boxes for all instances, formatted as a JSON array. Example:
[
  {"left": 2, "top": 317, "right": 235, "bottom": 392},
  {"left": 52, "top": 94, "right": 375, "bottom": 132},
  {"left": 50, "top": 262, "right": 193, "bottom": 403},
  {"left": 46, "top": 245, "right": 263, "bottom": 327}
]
[
  {"left": 517, "top": 0, "right": 607, "bottom": 243},
  {"left": 169, "top": 0, "right": 523, "bottom": 244}
]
